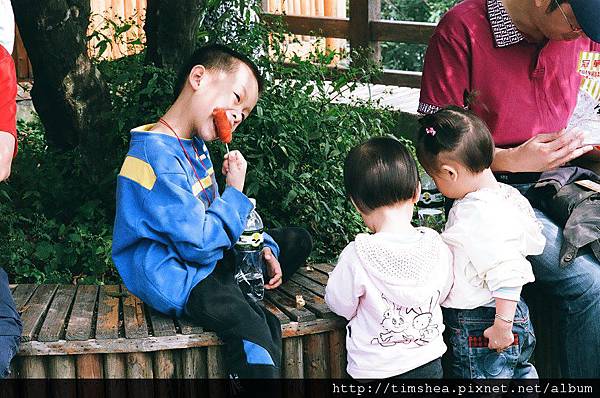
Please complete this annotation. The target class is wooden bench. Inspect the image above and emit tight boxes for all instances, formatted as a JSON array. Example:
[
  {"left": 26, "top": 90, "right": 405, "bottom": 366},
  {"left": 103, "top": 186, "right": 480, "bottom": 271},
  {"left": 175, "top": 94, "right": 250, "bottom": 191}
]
[{"left": 8, "top": 264, "right": 347, "bottom": 379}]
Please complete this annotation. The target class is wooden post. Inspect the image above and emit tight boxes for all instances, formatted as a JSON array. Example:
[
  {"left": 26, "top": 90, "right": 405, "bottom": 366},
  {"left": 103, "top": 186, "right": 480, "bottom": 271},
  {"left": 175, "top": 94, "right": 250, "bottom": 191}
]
[
  {"left": 348, "top": 0, "right": 381, "bottom": 65},
  {"left": 48, "top": 356, "right": 77, "bottom": 398},
  {"left": 328, "top": 329, "right": 348, "bottom": 378},
  {"left": 104, "top": 354, "right": 127, "bottom": 398}
]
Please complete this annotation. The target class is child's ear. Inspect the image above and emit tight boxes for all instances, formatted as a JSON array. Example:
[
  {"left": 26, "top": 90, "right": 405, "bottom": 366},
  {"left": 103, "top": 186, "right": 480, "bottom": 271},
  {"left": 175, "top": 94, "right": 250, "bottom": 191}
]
[
  {"left": 440, "top": 164, "right": 459, "bottom": 182},
  {"left": 188, "top": 65, "right": 206, "bottom": 90},
  {"left": 412, "top": 181, "right": 421, "bottom": 204}
]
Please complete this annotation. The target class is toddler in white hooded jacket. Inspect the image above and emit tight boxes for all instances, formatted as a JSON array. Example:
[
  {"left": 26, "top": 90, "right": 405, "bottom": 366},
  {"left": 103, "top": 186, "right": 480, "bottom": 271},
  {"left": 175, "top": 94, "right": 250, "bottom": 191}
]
[{"left": 326, "top": 137, "right": 453, "bottom": 379}]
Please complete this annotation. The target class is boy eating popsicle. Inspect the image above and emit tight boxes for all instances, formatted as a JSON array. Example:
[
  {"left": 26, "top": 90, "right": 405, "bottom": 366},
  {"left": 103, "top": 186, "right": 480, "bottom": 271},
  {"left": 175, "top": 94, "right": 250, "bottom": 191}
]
[{"left": 112, "top": 44, "right": 312, "bottom": 379}]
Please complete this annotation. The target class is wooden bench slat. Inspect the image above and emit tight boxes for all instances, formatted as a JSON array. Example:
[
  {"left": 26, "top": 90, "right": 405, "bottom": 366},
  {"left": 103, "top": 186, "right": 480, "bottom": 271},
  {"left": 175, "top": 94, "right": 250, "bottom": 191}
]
[
  {"left": 96, "top": 285, "right": 121, "bottom": 339},
  {"left": 297, "top": 267, "right": 329, "bottom": 286},
  {"left": 264, "top": 299, "right": 292, "bottom": 324},
  {"left": 148, "top": 306, "right": 177, "bottom": 337},
  {"left": 266, "top": 290, "right": 317, "bottom": 322},
  {"left": 279, "top": 280, "right": 335, "bottom": 319},
  {"left": 290, "top": 274, "right": 325, "bottom": 297},
  {"left": 38, "top": 285, "right": 77, "bottom": 342},
  {"left": 12, "top": 284, "right": 38, "bottom": 312},
  {"left": 177, "top": 317, "right": 204, "bottom": 335},
  {"left": 122, "top": 285, "right": 149, "bottom": 339},
  {"left": 65, "top": 285, "right": 99, "bottom": 341},
  {"left": 20, "top": 284, "right": 58, "bottom": 342},
  {"left": 311, "top": 263, "right": 334, "bottom": 274}
]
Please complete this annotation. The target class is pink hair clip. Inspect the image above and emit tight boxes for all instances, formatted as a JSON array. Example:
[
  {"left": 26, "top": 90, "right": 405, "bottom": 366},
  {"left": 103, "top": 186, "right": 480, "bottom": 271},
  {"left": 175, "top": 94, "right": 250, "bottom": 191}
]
[{"left": 425, "top": 127, "right": 436, "bottom": 136}]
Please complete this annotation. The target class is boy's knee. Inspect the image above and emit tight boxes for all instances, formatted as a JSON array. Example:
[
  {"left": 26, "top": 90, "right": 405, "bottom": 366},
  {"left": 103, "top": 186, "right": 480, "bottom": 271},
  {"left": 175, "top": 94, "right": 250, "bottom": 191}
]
[{"left": 0, "top": 335, "right": 21, "bottom": 379}]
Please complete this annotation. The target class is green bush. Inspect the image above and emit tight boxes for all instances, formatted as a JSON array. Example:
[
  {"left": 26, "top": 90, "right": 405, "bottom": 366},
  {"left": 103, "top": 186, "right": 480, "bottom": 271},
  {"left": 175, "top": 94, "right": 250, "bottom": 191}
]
[{"left": 2, "top": 0, "right": 420, "bottom": 283}]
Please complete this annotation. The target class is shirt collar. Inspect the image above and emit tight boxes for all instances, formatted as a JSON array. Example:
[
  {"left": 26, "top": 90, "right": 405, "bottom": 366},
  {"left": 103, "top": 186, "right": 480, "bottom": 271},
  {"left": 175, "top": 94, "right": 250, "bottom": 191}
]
[{"left": 487, "top": 0, "right": 525, "bottom": 47}]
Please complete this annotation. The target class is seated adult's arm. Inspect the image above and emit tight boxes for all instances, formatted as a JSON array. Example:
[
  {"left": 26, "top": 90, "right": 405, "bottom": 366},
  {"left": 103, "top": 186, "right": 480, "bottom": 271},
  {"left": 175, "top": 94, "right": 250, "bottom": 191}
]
[{"left": 492, "top": 129, "right": 594, "bottom": 172}]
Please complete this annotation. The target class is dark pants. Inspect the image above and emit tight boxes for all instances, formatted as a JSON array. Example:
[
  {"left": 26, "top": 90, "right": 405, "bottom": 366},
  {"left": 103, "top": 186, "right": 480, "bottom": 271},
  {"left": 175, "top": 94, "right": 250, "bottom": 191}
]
[
  {"left": 185, "top": 227, "right": 312, "bottom": 379},
  {"left": 0, "top": 267, "right": 22, "bottom": 379},
  {"left": 394, "top": 358, "right": 443, "bottom": 379}
]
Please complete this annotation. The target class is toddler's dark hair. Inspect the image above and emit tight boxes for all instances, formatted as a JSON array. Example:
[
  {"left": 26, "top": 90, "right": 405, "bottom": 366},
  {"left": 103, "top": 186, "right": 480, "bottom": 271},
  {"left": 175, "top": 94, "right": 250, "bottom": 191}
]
[
  {"left": 174, "top": 44, "right": 264, "bottom": 99},
  {"left": 415, "top": 106, "right": 494, "bottom": 174},
  {"left": 344, "top": 137, "right": 419, "bottom": 214}
]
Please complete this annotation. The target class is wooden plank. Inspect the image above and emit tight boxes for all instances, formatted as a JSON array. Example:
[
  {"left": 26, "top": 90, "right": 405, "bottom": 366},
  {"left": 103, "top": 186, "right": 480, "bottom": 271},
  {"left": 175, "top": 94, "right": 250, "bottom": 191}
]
[
  {"left": 180, "top": 347, "right": 207, "bottom": 379},
  {"left": 148, "top": 306, "right": 177, "bottom": 337},
  {"left": 264, "top": 13, "right": 349, "bottom": 38},
  {"left": 65, "top": 285, "right": 98, "bottom": 341},
  {"left": 96, "top": 285, "right": 121, "bottom": 340},
  {"left": 178, "top": 317, "right": 204, "bottom": 335},
  {"left": 20, "top": 284, "right": 58, "bottom": 342},
  {"left": 17, "top": 317, "right": 347, "bottom": 356},
  {"left": 206, "top": 345, "right": 227, "bottom": 378},
  {"left": 283, "top": 336, "right": 303, "bottom": 378},
  {"left": 264, "top": 299, "right": 292, "bottom": 324},
  {"left": 290, "top": 274, "right": 325, "bottom": 297},
  {"left": 47, "top": 355, "right": 76, "bottom": 378},
  {"left": 377, "top": 69, "right": 422, "bottom": 89},
  {"left": 105, "top": 355, "right": 127, "bottom": 398},
  {"left": 311, "top": 263, "right": 334, "bottom": 273},
  {"left": 18, "top": 356, "right": 46, "bottom": 378},
  {"left": 279, "top": 280, "right": 335, "bottom": 318},
  {"left": 76, "top": 354, "right": 104, "bottom": 378},
  {"left": 122, "top": 286, "right": 149, "bottom": 339},
  {"left": 266, "top": 290, "right": 317, "bottom": 322},
  {"left": 153, "top": 350, "right": 177, "bottom": 378},
  {"left": 297, "top": 267, "right": 329, "bottom": 286},
  {"left": 126, "top": 352, "right": 154, "bottom": 379},
  {"left": 104, "top": 353, "right": 127, "bottom": 378},
  {"left": 303, "top": 332, "right": 330, "bottom": 378},
  {"left": 38, "top": 285, "right": 77, "bottom": 342},
  {"left": 12, "top": 284, "right": 38, "bottom": 313},
  {"left": 328, "top": 329, "right": 348, "bottom": 378},
  {"left": 370, "top": 20, "right": 436, "bottom": 44}
]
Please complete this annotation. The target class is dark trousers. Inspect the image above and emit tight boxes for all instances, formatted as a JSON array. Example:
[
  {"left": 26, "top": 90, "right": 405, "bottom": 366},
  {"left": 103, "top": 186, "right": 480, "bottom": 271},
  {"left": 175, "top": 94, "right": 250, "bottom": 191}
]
[{"left": 185, "top": 227, "right": 312, "bottom": 379}]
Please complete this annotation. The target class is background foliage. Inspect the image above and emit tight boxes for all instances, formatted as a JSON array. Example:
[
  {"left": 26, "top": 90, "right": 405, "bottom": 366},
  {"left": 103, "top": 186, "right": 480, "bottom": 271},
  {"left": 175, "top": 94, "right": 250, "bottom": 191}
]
[{"left": 3, "top": 0, "right": 435, "bottom": 284}]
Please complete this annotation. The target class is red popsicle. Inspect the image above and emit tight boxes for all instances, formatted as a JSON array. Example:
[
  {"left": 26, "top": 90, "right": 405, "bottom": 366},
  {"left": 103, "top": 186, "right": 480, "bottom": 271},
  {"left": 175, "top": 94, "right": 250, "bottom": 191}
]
[{"left": 212, "top": 108, "right": 232, "bottom": 144}]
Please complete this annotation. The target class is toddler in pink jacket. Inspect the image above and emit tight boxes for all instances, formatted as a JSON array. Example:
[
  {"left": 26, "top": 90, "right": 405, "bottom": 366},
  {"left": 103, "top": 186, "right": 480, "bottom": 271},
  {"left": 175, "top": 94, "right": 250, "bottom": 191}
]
[{"left": 326, "top": 137, "right": 453, "bottom": 379}]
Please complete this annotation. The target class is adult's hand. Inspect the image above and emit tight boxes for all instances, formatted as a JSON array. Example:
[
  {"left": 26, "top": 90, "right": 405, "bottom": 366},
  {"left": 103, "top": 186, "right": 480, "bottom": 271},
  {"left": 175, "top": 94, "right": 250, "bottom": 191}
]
[
  {"left": 492, "top": 128, "right": 594, "bottom": 172},
  {"left": 263, "top": 247, "right": 282, "bottom": 290},
  {"left": 0, "top": 132, "right": 15, "bottom": 181}
]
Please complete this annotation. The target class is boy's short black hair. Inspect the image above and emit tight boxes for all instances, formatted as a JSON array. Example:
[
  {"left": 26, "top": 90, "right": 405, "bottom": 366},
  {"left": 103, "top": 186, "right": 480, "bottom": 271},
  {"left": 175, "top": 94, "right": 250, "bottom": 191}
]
[
  {"left": 415, "top": 106, "right": 494, "bottom": 174},
  {"left": 174, "top": 44, "right": 264, "bottom": 99},
  {"left": 344, "top": 137, "right": 419, "bottom": 214}
]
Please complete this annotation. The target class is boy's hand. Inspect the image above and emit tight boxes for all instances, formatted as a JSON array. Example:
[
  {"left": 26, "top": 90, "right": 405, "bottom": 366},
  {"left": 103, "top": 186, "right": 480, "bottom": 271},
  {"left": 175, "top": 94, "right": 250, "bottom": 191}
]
[
  {"left": 484, "top": 322, "right": 514, "bottom": 352},
  {"left": 223, "top": 150, "right": 247, "bottom": 192},
  {"left": 263, "top": 247, "right": 282, "bottom": 289}
]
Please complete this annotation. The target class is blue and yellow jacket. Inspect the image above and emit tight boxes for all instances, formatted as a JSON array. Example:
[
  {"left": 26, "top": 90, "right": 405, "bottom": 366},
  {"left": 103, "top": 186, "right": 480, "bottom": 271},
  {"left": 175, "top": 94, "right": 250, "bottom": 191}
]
[{"left": 112, "top": 125, "right": 279, "bottom": 317}]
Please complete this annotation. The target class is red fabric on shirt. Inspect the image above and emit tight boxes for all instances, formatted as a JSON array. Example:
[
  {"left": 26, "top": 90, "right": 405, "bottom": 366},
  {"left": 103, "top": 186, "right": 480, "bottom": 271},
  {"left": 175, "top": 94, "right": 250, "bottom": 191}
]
[
  {"left": 0, "top": 44, "right": 17, "bottom": 157},
  {"left": 419, "top": 0, "right": 600, "bottom": 148}
]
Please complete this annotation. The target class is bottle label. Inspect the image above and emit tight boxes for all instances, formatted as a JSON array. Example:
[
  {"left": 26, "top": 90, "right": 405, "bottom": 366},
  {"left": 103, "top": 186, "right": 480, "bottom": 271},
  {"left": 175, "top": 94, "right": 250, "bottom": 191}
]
[{"left": 235, "top": 228, "right": 264, "bottom": 251}]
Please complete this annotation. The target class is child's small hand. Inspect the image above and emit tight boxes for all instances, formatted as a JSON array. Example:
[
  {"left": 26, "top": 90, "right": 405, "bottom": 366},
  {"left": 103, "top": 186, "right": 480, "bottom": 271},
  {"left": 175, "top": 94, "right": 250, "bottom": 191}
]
[
  {"left": 224, "top": 150, "right": 247, "bottom": 192},
  {"left": 484, "top": 322, "right": 514, "bottom": 352},
  {"left": 263, "top": 247, "right": 282, "bottom": 290}
]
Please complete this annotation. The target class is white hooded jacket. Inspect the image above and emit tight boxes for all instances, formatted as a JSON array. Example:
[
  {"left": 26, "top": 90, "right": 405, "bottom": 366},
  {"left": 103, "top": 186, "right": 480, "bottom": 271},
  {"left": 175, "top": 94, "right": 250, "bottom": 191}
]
[{"left": 325, "top": 228, "right": 453, "bottom": 379}]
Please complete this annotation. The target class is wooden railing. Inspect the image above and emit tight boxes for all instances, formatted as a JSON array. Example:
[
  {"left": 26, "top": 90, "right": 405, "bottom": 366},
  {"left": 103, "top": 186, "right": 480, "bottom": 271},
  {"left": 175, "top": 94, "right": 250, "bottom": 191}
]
[{"left": 263, "top": 0, "right": 436, "bottom": 88}]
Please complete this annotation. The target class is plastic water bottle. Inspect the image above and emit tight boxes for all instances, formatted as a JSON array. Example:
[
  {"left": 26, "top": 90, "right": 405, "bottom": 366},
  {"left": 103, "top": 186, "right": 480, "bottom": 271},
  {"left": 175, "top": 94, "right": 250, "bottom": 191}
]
[
  {"left": 417, "top": 172, "right": 445, "bottom": 231},
  {"left": 233, "top": 198, "right": 265, "bottom": 301}
]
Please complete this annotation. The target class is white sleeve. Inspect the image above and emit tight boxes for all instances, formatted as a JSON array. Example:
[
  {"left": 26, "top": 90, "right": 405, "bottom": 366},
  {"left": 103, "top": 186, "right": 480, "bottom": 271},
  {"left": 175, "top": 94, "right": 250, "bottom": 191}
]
[
  {"left": 438, "top": 241, "right": 454, "bottom": 303},
  {"left": 0, "top": 0, "right": 14, "bottom": 55},
  {"left": 442, "top": 200, "right": 535, "bottom": 292},
  {"left": 325, "top": 243, "right": 365, "bottom": 321}
]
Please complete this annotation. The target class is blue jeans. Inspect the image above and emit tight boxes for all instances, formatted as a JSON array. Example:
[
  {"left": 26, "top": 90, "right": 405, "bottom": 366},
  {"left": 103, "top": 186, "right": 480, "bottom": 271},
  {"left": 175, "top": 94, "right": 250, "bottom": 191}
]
[
  {"left": 1, "top": 267, "right": 22, "bottom": 379},
  {"left": 443, "top": 300, "right": 537, "bottom": 379},
  {"left": 513, "top": 183, "right": 600, "bottom": 377}
]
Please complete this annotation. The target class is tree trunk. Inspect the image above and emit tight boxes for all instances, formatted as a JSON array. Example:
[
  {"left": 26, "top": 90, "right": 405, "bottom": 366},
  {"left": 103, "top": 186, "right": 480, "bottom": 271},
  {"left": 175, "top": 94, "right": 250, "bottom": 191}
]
[
  {"left": 144, "top": 0, "right": 204, "bottom": 71},
  {"left": 11, "top": 0, "right": 116, "bottom": 175}
]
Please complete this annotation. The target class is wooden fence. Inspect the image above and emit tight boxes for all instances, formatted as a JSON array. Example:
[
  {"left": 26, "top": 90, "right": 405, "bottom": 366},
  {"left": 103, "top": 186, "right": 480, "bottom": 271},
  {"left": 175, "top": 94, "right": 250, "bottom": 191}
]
[{"left": 13, "top": 0, "right": 435, "bottom": 88}]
